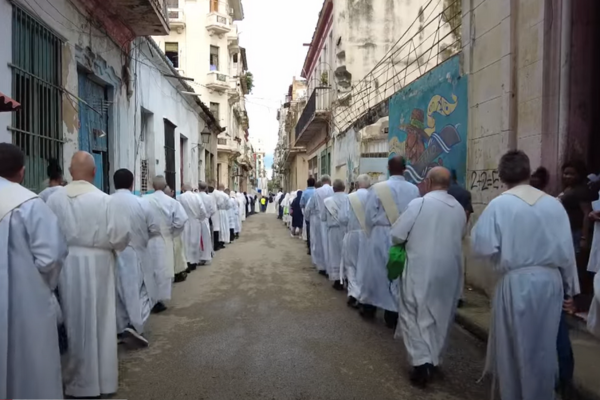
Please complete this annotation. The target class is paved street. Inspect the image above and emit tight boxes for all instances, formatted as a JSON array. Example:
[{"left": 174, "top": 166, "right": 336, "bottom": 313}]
[{"left": 118, "top": 213, "right": 490, "bottom": 400}]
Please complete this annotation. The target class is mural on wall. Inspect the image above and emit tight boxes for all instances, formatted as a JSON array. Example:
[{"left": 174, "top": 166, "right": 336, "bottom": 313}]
[
  {"left": 388, "top": 56, "right": 468, "bottom": 186},
  {"left": 334, "top": 128, "right": 360, "bottom": 186}
]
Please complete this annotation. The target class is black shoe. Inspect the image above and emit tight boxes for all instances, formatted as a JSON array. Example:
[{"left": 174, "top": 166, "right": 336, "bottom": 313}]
[
  {"left": 347, "top": 296, "right": 359, "bottom": 309},
  {"left": 307, "top": 250, "right": 311, "bottom": 256},
  {"left": 152, "top": 302, "right": 167, "bottom": 314},
  {"left": 384, "top": 310, "right": 399, "bottom": 329},
  {"left": 187, "top": 263, "right": 197, "bottom": 272},
  {"left": 410, "top": 364, "right": 433, "bottom": 388},
  {"left": 235, "top": 233, "right": 240, "bottom": 239},
  {"left": 199, "top": 260, "right": 206, "bottom": 266},
  {"left": 318, "top": 270, "right": 327, "bottom": 276},
  {"left": 332, "top": 281, "right": 344, "bottom": 291},
  {"left": 457, "top": 299, "right": 464, "bottom": 308},
  {"left": 174, "top": 272, "right": 187, "bottom": 283},
  {"left": 359, "top": 304, "right": 376, "bottom": 319},
  {"left": 122, "top": 326, "right": 149, "bottom": 348}
]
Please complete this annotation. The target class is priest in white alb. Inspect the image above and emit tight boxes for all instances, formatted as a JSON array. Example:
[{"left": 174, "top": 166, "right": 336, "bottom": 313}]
[
  {"left": 322, "top": 179, "right": 348, "bottom": 290},
  {"left": 180, "top": 183, "right": 207, "bottom": 271},
  {"left": 361, "top": 156, "right": 419, "bottom": 327},
  {"left": 47, "top": 151, "right": 130, "bottom": 398},
  {"left": 144, "top": 176, "right": 188, "bottom": 312},
  {"left": 0, "top": 143, "right": 68, "bottom": 400},
  {"left": 198, "top": 181, "right": 214, "bottom": 263},
  {"left": 471, "top": 150, "right": 579, "bottom": 400},
  {"left": 110, "top": 168, "right": 159, "bottom": 348},
  {"left": 214, "top": 184, "right": 231, "bottom": 245},
  {"left": 391, "top": 167, "right": 466, "bottom": 387},
  {"left": 313, "top": 176, "right": 334, "bottom": 274},
  {"left": 339, "top": 174, "right": 371, "bottom": 308}
]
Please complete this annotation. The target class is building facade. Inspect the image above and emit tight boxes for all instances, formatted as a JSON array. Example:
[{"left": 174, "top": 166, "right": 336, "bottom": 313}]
[
  {"left": 0, "top": 0, "right": 221, "bottom": 196},
  {"left": 154, "top": 0, "right": 253, "bottom": 191}
]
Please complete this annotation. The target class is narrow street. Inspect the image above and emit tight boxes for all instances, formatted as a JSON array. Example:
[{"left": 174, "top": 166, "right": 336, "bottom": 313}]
[{"left": 117, "top": 213, "right": 490, "bottom": 400}]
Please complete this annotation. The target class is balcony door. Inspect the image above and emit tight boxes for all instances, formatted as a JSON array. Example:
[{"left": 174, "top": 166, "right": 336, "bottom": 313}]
[{"left": 210, "top": 0, "right": 219, "bottom": 12}]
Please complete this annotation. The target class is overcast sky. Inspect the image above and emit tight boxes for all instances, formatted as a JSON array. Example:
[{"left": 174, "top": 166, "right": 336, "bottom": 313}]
[{"left": 238, "top": 0, "right": 324, "bottom": 177}]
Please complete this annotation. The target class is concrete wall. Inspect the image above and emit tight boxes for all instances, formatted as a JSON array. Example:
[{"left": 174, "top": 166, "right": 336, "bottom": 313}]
[
  {"left": 359, "top": 158, "right": 387, "bottom": 183},
  {"left": 333, "top": 127, "right": 359, "bottom": 186},
  {"left": 388, "top": 56, "right": 468, "bottom": 188}
]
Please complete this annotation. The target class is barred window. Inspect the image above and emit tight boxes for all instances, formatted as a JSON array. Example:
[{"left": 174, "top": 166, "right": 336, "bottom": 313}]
[{"left": 10, "top": 6, "right": 64, "bottom": 192}]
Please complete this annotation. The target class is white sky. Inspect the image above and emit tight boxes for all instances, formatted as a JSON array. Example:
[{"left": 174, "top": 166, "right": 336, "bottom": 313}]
[{"left": 238, "top": 0, "right": 324, "bottom": 176}]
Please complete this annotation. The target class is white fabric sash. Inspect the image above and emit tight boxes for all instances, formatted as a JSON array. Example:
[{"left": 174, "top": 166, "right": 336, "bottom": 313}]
[
  {"left": 0, "top": 182, "right": 37, "bottom": 221},
  {"left": 502, "top": 185, "right": 546, "bottom": 206},
  {"left": 65, "top": 180, "right": 98, "bottom": 198},
  {"left": 348, "top": 192, "right": 367, "bottom": 232},
  {"left": 324, "top": 198, "right": 340, "bottom": 222},
  {"left": 373, "top": 182, "right": 400, "bottom": 225}
]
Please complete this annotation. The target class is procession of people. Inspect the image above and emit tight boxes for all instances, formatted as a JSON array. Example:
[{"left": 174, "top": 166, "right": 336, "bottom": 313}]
[
  {"left": 279, "top": 152, "right": 598, "bottom": 400},
  {"left": 0, "top": 144, "right": 253, "bottom": 399}
]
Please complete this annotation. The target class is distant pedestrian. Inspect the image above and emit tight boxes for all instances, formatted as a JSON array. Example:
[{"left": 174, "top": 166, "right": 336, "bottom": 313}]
[{"left": 291, "top": 189, "right": 304, "bottom": 237}]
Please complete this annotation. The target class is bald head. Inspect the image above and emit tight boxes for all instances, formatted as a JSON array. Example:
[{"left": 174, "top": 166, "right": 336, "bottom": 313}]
[
  {"left": 388, "top": 156, "right": 406, "bottom": 176},
  {"left": 182, "top": 183, "right": 192, "bottom": 193},
  {"left": 69, "top": 151, "right": 95, "bottom": 182},
  {"left": 198, "top": 181, "right": 208, "bottom": 191},
  {"left": 153, "top": 175, "right": 167, "bottom": 191},
  {"left": 426, "top": 166, "right": 451, "bottom": 190}
]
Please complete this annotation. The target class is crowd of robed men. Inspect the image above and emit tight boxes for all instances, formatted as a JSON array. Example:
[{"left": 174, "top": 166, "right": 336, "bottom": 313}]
[
  {"left": 0, "top": 143, "right": 253, "bottom": 399},
  {"left": 292, "top": 151, "right": 585, "bottom": 400}
]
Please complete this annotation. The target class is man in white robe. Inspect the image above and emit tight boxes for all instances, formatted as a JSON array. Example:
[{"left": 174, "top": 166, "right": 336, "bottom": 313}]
[
  {"left": 143, "top": 176, "right": 188, "bottom": 311},
  {"left": 339, "top": 174, "right": 371, "bottom": 308},
  {"left": 314, "top": 177, "right": 334, "bottom": 274},
  {"left": 471, "top": 150, "right": 580, "bottom": 400},
  {"left": 110, "top": 168, "right": 159, "bottom": 348},
  {"left": 237, "top": 192, "right": 246, "bottom": 225},
  {"left": 0, "top": 143, "right": 68, "bottom": 400},
  {"left": 207, "top": 183, "right": 221, "bottom": 250},
  {"left": 275, "top": 190, "right": 284, "bottom": 218},
  {"left": 167, "top": 186, "right": 189, "bottom": 281},
  {"left": 215, "top": 184, "right": 231, "bottom": 245},
  {"left": 305, "top": 181, "right": 324, "bottom": 270},
  {"left": 47, "top": 151, "right": 130, "bottom": 398},
  {"left": 361, "top": 156, "right": 419, "bottom": 328},
  {"left": 391, "top": 167, "right": 466, "bottom": 387},
  {"left": 226, "top": 189, "right": 240, "bottom": 240},
  {"left": 323, "top": 180, "right": 348, "bottom": 290},
  {"left": 198, "top": 181, "right": 214, "bottom": 263},
  {"left": 180, "top": 184, "right": 207, "bottom": 271}
]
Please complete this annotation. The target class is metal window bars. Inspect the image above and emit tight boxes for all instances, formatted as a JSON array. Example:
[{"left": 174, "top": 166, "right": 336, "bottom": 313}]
[
  {"left": 332, "top": 0, "right": 462, "bottom": 134},
  {"left": 9, "top": 5, "right": 64, "bottom": 193}
]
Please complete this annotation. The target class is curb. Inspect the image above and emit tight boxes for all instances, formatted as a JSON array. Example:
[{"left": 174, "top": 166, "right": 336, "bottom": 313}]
[{"left": 455, "top": 310, "right": 600, "bottom": 400}]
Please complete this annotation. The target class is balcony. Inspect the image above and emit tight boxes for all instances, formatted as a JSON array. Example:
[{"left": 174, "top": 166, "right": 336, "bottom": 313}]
[
  {"left": 227, "top": 25, "right": 240, "bottom": 53},
  {"left": 206, "top": 71, "right": 229, "bottom": 92},
  {"left": 206, "top": 12, "right": 231, "bottom": 37},
  {"left": 295, "top": 88, "right": 331, "bottom": 146},
  {"left": 168, "top": 8, "right": 185, "bottom": 33},
  {"left": 217, "top": 137, "right": 241, "bottom": 157},
  {"left": 98, "top": 0, "right": 170, "bottom": 36},
  {"left": 228, "top": 79, "right": 240, "bottom": 104}
]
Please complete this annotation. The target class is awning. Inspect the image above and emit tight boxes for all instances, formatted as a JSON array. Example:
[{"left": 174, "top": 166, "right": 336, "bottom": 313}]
[{"left": 0, "top": 92, "right": 20, "bottom": 112}]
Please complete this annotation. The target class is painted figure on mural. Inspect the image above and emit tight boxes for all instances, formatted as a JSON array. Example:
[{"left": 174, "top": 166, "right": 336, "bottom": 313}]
[{"left": 402, "top": 109, "right": 427, "bottom": 165}]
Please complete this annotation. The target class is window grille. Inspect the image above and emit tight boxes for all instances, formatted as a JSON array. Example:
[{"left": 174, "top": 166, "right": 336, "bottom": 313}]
[
  {"left": 140, "top": 159, "right": 149, "bottom": 194},
  {"left": 164, "top": 119, "right": 176, "bottom": 194},
  {"left": 10, "top": 5, "right": 64, "bottom": 193}
]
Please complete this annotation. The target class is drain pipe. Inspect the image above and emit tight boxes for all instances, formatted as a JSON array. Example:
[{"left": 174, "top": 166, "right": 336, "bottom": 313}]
[{"left": 558, "top": 0, "right": 571, "bottom": 179}]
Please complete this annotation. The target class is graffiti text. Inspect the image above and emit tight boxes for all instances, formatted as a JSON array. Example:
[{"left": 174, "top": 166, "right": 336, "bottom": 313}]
[{"left": 470, "top": 169, "right": 500, "bottom": 191}]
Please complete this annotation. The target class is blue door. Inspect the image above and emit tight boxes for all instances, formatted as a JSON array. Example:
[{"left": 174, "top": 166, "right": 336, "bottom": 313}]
[{"left": 78, "top": 73, "right": 109, "bottom": 192}]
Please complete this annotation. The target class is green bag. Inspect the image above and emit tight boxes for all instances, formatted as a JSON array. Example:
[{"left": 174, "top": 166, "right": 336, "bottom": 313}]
[{"left": 387, "top": 244, "right": 407, "bottom": 281}]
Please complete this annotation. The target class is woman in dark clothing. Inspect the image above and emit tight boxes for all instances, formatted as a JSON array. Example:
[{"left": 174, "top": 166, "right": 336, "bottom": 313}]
[{"left": 291, "top": 190, "right": 303, "bottom": 237}]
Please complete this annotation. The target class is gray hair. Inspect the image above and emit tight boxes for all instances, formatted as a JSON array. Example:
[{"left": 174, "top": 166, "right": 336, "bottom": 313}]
[
  {"left": 356, "top": 174, "right": 371, "bottom": 189},
  {"left": 198, "top": 181, "right": 208, "bottom": 190},
  {"left": 182, "top": 183, "right": 192, "bottom": 192},
  {"left": 321, "top": 174, "right": 332, "bottom": 184},
  {"left": 332, "top": 178, "right": 345, "bottom": 192},
  {"left": 152, "top": 175, "right": 167, "bottom": 190}
]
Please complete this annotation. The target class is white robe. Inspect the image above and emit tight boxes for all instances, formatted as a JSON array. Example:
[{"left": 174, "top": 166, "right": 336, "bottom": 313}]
[
  {"left": 38, "top": 185, "right": 64, "bottom": 202},
  {"left": 47, "top": 180, "right": 130, "bottom": 398},
  {"left": 0, "top": 178, "right": 68, "bottom": 400},
  {"left": 198, "top": 192, "right": 214, "bottom": 261},
  {"left": 144, "top": 190, "right": 188, "bottom": 301},
  {"left": 229, "top": 197, "right": 241, "bottom": 233},
  {"left": 215, "top": 190, "right": 231, "bottom": 243},
  {"left": 588, "top": 272, "right": 600, "bottom": 338},
  {"left": 323, "top": 192, "right": 348, "bottom": 281},
  {"left": 587, "top": 191, "right": 600, "bottom": 272},
  {"left": 339, "top": 188, "right": 369, "bottom": 299},
  {"left": 110, "top": 189, "right": 159, "bottom": 334},
  {"left": 208, "top": 191, "right": 220, "bottom": 233},
  {"left": 391, "top": 191, "right": 466, "bottom": 367},
  {"left": 362, "top": 176, "right": 419, "bottom": 312},
  {"left": 471, "top": 185, "right": 580, "bottom": 400},
  {"left": 310, "top": 185, "right": 334, "bottom": 271},
  {"left": 180, "top": 191, "right": 207, "bottom": 265},
  {"left": 305, "top": 196, "right": 323, "bottom": 270},
  {"left": 237, "top": 193, "right": 246, "bottom": 223}
]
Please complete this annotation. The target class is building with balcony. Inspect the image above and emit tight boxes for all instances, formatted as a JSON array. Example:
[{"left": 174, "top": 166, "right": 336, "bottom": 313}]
[
  {"left": 0, "top": 0, "right": 221, "bottom": 195},
  {"left": 155, "top": 0, "right": 250, "bottom": 189}
]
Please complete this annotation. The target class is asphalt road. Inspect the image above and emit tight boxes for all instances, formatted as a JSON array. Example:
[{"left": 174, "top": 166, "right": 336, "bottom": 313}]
[{"left": 117, "top": 213, "right": 491, "bottom": 400}]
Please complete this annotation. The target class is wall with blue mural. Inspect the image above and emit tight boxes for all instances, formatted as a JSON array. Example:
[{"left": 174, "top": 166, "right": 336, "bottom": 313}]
[{"left": 388, "top": 56, "right": 468, "bottom": 185}]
